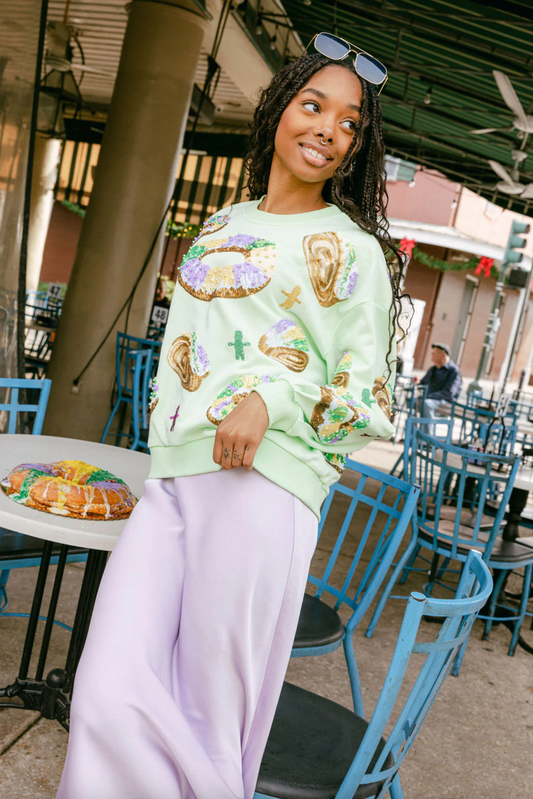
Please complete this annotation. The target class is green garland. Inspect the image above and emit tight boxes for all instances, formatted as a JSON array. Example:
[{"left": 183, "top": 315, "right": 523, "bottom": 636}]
[
  {"left": 60, "top": 201, "right": 201, "bottom": 240},
  {"left": 60, "top": 200, "right": 87, "bottom": 218},
  {"left": 411, "top": 245, "right": 499, "bottom": 280},
  {"left": 167, "top": 220, "right": 202, "bottom": 239}
]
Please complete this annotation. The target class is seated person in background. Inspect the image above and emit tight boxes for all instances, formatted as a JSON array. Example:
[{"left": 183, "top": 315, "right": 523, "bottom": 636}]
[{"left": 420, "top": 343, "right": 462, "bottom": 430}]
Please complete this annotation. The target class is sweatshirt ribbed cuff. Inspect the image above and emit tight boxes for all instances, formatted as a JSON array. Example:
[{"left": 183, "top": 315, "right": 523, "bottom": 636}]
[{"left": 252, "top": 380, "right": 299, "bottom": 432}]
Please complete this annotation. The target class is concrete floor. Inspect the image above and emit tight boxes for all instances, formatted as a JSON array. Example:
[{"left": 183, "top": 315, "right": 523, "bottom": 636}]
[{"left": 1, "top": 439, "right": 533, "bottom": 799}]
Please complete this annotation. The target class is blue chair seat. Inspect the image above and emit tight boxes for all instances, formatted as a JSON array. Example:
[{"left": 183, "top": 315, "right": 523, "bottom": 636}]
[
  {"left": 419, "top": 523, "right": 533, "bottom": 563},
  {"left": 293, "top": 594, "right": 345, "bottom": 650},
  {"left": 426, "top": 503, "right": 494, "bottom": 530},
  {"left": 0, "top": 529, "right": 88, "bottom": 562},
  {"left": 257, "top": 682, "right": 393, "bottom": 799}
]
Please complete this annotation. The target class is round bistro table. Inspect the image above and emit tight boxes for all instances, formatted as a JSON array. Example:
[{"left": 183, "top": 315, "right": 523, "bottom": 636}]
[{"left": 0, "top": 435, "right": 150, "bottom": 729}]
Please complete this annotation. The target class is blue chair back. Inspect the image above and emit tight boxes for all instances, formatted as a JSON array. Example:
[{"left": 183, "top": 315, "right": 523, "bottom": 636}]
[
  {"left": 403, "top": 416, "right": 453, "bottom": 475},
  {"left": 335, "top": 551, "right": 492, "bottom": 799},
  {"left": 392, "top": 377, "right": 428, "bottom": 442},
  {"left": 452, "top": 400, "right": 495, "bottom": 445},
  {"left": 115, "top": 332, "right": 161, "bottom": 393},
  {"left": 506, "top": 397, "right": 533, "bottom": 425},
  {"left": 130, "top": 349, "right": 152, "bottom": 449},
  {"left": 310, "top": 460, "right": 419, "bottom": 632},
  {"left": 0, "top": 378, "right": 51, "bottom": 434},
  {"left": 477, "top": 420, "right": 517, "bottom": 457},
  {"left": 411, "top": 430, "right": 519, "bottom": 562}
]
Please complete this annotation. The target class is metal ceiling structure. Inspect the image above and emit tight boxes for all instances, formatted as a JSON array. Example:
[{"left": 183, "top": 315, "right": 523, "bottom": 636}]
[
  {"left": 279, "top": 0, "right": 533, "bottom": 214},
  {"left": 45, "top": 0, "right": 263, "bottom": 124}
]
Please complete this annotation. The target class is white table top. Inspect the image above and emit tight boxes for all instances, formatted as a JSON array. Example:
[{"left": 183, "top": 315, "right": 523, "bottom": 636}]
[{"left": 0, "top": 435, "right": 150, "bottom": 551}]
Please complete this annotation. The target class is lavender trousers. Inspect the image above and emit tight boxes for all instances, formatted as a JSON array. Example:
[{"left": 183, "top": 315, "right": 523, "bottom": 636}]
[{"left": 56, "top": 469, "right": 318, "bottom": 799}]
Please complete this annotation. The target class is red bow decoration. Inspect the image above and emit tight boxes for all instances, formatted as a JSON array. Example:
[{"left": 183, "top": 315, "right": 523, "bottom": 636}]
[
  {"left": 399, "top": 237, "right": 416, "bottom": 257},
  {"left": 475, "top": 256, "right": 494, "bottom": 278}
]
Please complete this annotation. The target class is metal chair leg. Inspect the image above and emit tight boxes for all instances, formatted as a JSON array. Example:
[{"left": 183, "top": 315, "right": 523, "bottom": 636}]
[
  {"left": 0, "top": 570, "right": 10, "bottom": 612},
  {"left": 482, "top": 568, "right": 507, "bottom": 640},
  {"left": 343, "top": 635, "right": 364, "bottom": 717},
  {"left": 399, "top": 541, "right": 421, "bottom": 584},
  {"left": 423, "top": 553, "right": 440, "bottom": 597},
  {"left": 100, "top": 399, "right": 122, "bottom": 444},
  {"left": 389, "top": 774, "right": 405, "bottom": 799},
  {"left": 509, "top": 564, "right": 533, "bottom": 657}
]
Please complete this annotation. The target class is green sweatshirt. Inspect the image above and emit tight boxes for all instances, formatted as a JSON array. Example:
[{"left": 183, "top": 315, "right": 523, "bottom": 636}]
[{"left": 148, "top": 199, "right": 395, "bottom": 518}]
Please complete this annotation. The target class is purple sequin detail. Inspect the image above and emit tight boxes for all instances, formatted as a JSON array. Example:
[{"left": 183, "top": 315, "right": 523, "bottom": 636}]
[
  {"left": 217, "top": 397, "right": 234, "bottom": 412},
  {"left": 181, "top": 259, "right": 209, "bottom": 290},
  {"left": 274, "top": 319, "right": 294, "bottom": 333},
  {"left": 226, "top": 233, "right": 257, "bottom": 247},
  {"left": 196, "top": 344, "right": 209, "bottom": 373},
  {"left": 346, "top": 271, "right": 358, "bottom": 296},
  {"left": 233, "top": 260, "right": 269, "bottom": 290}
]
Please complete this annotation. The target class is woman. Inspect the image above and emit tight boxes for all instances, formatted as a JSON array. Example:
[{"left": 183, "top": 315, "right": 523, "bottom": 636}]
[{"left": 57, "top": 37, "right": 403, "bottom": 799}]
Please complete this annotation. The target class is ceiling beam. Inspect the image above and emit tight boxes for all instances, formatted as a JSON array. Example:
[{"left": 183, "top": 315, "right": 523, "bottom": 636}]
[{"left": 330, "top": 1, "right": 533, "bottom": 74}]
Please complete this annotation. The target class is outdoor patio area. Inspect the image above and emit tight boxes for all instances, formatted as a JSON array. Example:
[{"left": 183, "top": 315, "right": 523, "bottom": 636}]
[{"left": 1, "top": 438, "right": 532, "bottom": 799}]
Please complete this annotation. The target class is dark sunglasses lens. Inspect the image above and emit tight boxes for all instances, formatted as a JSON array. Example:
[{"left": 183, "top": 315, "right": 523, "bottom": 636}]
[
  {"left": 314, "top": 32, "right": 350, "bottom": 60},
  {"left": 356, "top": 53, "right": 387, "bottom": 84}
]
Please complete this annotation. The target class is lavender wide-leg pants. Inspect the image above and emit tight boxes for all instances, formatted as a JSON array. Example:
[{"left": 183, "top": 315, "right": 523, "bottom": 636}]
[{"left": 56, "top": 469, "right": 318, "bottom": 799}]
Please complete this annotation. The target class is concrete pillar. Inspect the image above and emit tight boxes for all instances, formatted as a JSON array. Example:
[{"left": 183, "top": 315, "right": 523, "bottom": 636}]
[
  {"left": 26, "top": 133, "right": 61, "bottom": 292},
  {"left": 44, "top": 0, "right": 207, "bottom": 440}
]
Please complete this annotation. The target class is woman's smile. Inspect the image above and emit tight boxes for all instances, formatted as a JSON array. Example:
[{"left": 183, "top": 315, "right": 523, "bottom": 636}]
[{"left": 298, "top": 141, "right": 334, "bottom": 168}]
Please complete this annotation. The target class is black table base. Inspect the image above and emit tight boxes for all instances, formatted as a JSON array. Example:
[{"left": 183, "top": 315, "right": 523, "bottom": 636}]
[{"left": 0, "top": 541, "right": 108, "bottom": 731}]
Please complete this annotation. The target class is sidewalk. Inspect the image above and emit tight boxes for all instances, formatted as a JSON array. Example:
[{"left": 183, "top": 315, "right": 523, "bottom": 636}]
[{"left": 1, "top": 439, "right": 532, "bottom": 798}]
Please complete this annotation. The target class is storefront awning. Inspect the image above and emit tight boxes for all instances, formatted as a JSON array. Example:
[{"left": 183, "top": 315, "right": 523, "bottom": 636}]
[{"left": 388, "top": 218, "right": 532, "bottom": 269}]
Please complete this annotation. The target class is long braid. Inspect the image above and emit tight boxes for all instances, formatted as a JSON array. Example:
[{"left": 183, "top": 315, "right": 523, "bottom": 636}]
[{"left": 245, "top": 54, "right": 411, "bottom": 381}]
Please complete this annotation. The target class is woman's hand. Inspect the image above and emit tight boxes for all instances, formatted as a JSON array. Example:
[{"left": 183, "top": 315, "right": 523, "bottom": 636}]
[{"left": 213, "top": 392, "right": 269, "bottom": 471}]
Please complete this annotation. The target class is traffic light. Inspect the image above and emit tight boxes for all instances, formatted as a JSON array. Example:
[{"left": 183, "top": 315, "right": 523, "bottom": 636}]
[{"left": 503, "top": 220, "right": 531, "bottom": 267}]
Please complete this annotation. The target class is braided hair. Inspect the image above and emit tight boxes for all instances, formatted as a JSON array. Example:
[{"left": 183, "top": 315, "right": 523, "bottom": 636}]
[{"left": 244, "top": 52, "right": 410, "bottom": 381}]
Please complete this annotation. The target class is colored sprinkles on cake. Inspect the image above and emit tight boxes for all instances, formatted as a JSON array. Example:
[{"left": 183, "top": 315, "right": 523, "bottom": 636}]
[{"left": 1, "top": 460, "right": 136, "bottom": 520}]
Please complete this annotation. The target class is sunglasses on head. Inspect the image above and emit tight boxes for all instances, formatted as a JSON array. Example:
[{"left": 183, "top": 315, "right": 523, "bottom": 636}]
[{"left": 306, "top": 32, "right": 388, "bottom": 96}]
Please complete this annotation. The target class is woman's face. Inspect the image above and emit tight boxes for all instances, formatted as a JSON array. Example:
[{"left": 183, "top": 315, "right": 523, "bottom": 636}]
[{"left": 272, "top": 65, "right": 362, "bottom": 185}]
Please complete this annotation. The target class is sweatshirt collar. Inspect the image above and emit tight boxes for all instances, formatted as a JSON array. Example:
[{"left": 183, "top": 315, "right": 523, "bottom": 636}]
[{"left": 242, "top": 197, "right": 344, "bottom": 226}]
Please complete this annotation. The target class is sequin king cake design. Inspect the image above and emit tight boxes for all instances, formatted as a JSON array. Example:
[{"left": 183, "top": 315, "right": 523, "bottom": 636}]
[
  {"left": 178, "top": 230, "right": 277, "bottom": 301},
  {"left": 167, "top": 332, "right": 210, "bottom": 392},
  {"left": 310, "top": 386, "right": 371, "bottom": 444},
  {"left": 258, "top": 319, "right": 310, "bottom": 372},
  {"left": 207, "top": 375, "right": 277, "bottom": 425},
  {"left": 372, "top": 376, "right": 393, "bottom": 420},
  {"left": 302, "top": 231, "right": 358, "bottom": 307},
  {"left": 331, "top": 351, "right": 353, "bottom": 388}
]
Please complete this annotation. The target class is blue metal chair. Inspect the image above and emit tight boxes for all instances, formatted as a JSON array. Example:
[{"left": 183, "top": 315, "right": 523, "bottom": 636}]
[
  {"left": 451, "top": 399, "right": 495, "bottom": 445},
  {"left": 292, "top": 460, "right": 419, "bottom": 717},
  {"left": 391, "top": 377, "right": 427, "bottom": 444},
  {"left": 390, "top": 414, "right": 452, "bottom": 479},
  {"left": 255, "top": 550, "right": 492, "bottom": 799},
  {"left": 101, "top": 332, "right": 161, "bottom": 450},
  {"left": 368, "top": 430, "right": 533, "bottom": 660},
  {"left": 0, "top": 378, "right": 87, "bottom": 624},
  {"left": 24, "top": 327, "right": 55, "bottom": 379}
]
